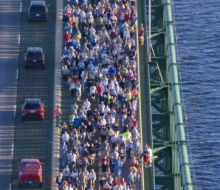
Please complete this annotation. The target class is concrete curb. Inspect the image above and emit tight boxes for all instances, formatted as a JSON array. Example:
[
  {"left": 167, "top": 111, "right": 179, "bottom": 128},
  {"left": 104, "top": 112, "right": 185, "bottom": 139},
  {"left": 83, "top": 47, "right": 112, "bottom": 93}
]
[{"left": 51, "top": 0, "right": 63, "bottom": 189}]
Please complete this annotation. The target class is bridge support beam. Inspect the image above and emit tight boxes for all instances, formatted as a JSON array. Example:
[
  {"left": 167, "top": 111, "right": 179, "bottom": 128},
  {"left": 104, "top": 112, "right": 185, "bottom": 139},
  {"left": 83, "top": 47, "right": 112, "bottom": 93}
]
[{"left": 147, "top": 0, "right": 193, "bottom": 189}]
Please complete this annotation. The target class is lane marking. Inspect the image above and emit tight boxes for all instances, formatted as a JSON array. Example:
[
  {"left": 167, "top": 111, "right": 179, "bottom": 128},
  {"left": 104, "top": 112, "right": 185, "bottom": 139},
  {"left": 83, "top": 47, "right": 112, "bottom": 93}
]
[
  {"left": 20, "top": 2, "right": 22, "bottom": 12},
  {"left": 12, "top": 143, "right": 14, "bottom": 155},
  {"left": 9, "top": 183, "right": 11, "bottom": 190},
  {"left": 18, "top": 34, "right": 20, "bottom": 45},
  {"left": 14, "top": 105, "right": 16, "bottom": 116},
  {"left": 16, "top": 69, "right": 19, "bottom": 80}
]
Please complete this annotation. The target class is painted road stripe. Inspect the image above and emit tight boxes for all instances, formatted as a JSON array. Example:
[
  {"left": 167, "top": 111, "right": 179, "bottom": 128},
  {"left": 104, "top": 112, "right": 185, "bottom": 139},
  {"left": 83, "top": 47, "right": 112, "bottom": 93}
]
[
  {"left": 18, "top": 34, "right": 20, "bottom": 45},
  {"left": 16, "top": 69, "right": 19, "bottom": 80},
  {"left": 12, "top": 143, "right": 14, "bottom": 155},
  {"left": 20, "top": 2, "right": 22, "bottom": 12},
  {"left": 14, "top": 105, "right": 16, "bottom": 116}
]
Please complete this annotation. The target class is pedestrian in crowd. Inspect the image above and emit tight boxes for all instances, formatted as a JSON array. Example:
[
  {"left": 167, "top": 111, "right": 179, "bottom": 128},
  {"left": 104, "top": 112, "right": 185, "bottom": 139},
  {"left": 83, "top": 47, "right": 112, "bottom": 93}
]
[{"left": 55, "top": 106, "right": 62, "bottom": 127}]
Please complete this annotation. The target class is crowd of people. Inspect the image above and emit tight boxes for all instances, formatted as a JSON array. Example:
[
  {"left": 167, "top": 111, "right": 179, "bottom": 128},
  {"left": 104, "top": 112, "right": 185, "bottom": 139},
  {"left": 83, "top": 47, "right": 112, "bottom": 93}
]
[{"left": 56, "top": 0, "right": 152, "bottom": 189}]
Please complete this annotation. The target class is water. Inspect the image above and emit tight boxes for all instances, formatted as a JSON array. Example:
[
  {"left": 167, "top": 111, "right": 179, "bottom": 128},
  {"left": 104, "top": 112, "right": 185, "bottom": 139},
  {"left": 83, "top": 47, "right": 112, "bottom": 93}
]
[{"left": 173, "top": 0, "right": 220, "bottom": 189}]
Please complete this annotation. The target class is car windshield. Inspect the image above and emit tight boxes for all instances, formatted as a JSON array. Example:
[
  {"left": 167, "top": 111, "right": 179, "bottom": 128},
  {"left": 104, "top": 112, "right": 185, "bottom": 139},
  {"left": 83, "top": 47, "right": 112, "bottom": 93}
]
[
  {"left": 24, "top": 103, "right": 41, "bottom": 109},
  {"left": 26, "top": 52, "right": 42, "bottom": 59},
  {"left": 21, "top": 162, "right": 40, "bottom": 169},
  {"left": 30, "top": 5, "right": 46, "bottom": 13}
]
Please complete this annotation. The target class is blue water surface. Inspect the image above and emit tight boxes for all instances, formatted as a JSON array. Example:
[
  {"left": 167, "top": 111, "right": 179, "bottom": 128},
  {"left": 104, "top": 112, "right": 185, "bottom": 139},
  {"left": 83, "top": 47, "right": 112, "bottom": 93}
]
[{"left": 174, "top": 0, "right": 220, "bottom": 189}]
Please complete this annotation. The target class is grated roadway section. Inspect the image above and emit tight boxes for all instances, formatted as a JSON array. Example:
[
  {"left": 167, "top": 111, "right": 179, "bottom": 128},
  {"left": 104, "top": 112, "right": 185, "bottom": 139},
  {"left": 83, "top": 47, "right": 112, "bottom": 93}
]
[{"left": 11, "top": 0, "right": 56, "bottom": 189}]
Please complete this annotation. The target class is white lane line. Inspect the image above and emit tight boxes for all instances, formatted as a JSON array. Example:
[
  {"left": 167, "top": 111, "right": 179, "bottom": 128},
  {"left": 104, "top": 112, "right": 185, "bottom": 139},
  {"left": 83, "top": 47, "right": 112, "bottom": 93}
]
[
  {"left": 14, "top": 105, "right": 16, "bottom": 116},
  {"left": 9, "top": 183, "right": 11, "bottom": 190},
  {"left": 12, "top": 143, "right": 14, "bottom": 155},
  {"left": 18, "top": 34, "right": 20, "bottom": 45},
  {"left": 20, "top": 2, "right": 22, "bottom": 12},
  {"left": 16, "top": 69, "right": 19, "bottom": 80}
]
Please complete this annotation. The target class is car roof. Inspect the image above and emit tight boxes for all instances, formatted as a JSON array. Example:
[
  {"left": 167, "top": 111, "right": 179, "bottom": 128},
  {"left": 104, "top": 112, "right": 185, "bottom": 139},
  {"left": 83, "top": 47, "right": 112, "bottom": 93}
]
[
  {"left": 21, "top": 159, "right": 40, "bottom": 163},
  {"left": 31, "top": 1, "right": 45, "bottom": 6},
  {"left": 27, "top": 47, "right": 43, "bottom": 52},
  {"left": 25, "top": 98, "right": 41, "bottom": 104}
]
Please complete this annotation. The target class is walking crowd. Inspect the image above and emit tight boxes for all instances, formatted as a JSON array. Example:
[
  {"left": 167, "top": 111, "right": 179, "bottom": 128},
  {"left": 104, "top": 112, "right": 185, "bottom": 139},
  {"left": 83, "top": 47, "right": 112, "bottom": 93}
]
[{"left": 56, "top": 0, "right": 152, "bottom": 189}]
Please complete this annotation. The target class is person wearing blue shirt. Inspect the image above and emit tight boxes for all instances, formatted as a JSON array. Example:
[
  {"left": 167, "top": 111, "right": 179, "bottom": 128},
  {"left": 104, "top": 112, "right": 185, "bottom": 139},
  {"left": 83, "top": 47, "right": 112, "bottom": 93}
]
[
  {"left": 108, "top": 65, "right": 116, "bottom": 77},
  {"left": 72, "top": 0, "right": 78, "bottom": 7},
  {"left": 119, "top": 94, "right": 126, "bottom": 104},
  {"left": 62, "top": 47, "right": 68, "bottom": 56},
  {"left": 90, "top": 34, "right": 98, "bottom": 47},
  {"left": 92, "top": 59, "right": 98, "bottom": 67},
  {"left": 74, "top": 40, "right": 81, "bottom": 51},
  {"left": 101, "top": 46, "right": 108, "bottom": 54},
  {"left": 73, "top": 115, "right": 82, "bottom": 128}
]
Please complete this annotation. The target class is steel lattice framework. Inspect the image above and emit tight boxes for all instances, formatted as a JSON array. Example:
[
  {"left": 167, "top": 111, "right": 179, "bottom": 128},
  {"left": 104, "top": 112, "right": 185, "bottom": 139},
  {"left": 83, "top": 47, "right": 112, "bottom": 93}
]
[{"left": 146, "top": 0, "right": 193, "bottom": 189}]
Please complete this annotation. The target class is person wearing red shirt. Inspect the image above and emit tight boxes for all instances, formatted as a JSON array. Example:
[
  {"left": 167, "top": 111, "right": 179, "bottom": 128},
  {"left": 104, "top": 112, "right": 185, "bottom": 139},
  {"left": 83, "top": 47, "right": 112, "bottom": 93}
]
[
  {"left": 101, "top": 156, "right": 109, "bottom": 177},
  {"left": 97, "top": 84, "right": 104, "bottom": 103},
  {"left": 132, "top": 118, "right": 138, "bottom": 128},
  {"left": 110, "top": 28, "right": 117, "bottom": 41},
  {"left": 102, "top": 155, "right": 109, "bottom": 164},
  {"left": 124, "top": 12, "right": 130, "bottom": 22},
  {"left": 113, "top": 177, "right": 119, "bottom": 187},
  {"left": 64, "top": 31, "right": 71, "bottom": 42},
  {"left": 120, "top": 177, "right": 127, "bottom": 185}
]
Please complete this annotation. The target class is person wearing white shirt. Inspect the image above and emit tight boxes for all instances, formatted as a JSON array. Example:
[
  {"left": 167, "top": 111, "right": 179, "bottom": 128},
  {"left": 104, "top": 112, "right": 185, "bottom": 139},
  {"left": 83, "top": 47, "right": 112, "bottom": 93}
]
[
  {"left": 112, "top": 2, "right": 118, "bottom": 10},
  {"left": 100, "top": 76, "right": 108, "bottom": 88},
  {"left": 91, "top": 65, "right": 98, "bottom": 75},
  {"left": 89, "top": 169, "right": 96, "bottom": 188},
  {"left": 122, "top": 22, "right": 129, "bottom": 30},
  {"left": 103, "top": 14, "right": 109, "bottom": 24},
  {"left": 104, "top": 105, "right": 110, "bottom": 116},
  {"left": 75, "top": 82, "right": 81, "bottom": 101},
  {"left": 62, "top": 131, "right": 70, "bottom": 145},
  {"left": 79, "top": 10, "right": 86, "bottom": 23},
  {"left": 94, "top": 44, "right": 99, "bottom": 52},
  {"left": 100, "top": 117, "right": 107, "bottom": 126},
  {"left": 101, "top": 52, "right": 108, "bottom": 59},
  {"left": 118, "top": 88, "right": 124, "bottom": 96},
  {"left": 83, "top": 141, "right": 90, "bottom": 148},
  {"left": 70, "top": 152, "right": 77, "bottom": 164},
  {"left": 99, "top": 102, "right": 105, "bottom": 115},
  {"left": 101, "top": 67, "right": 108, "bottom": 75},
  {"left": 108, "top": 114, "right": 115, "bottom": 124},
  {"left": 90, "top": 85, "right": 97, "bottom": 101},
  {"left": 89, "top": 27, "right": 96, "bottom": 37},
  {"left": 111, "top": 15, "right": 117, "bottom": 25},
  {"left": 67, "top": 184, "right": 74, "bottom": 190},
  {"left": 148, "top": 146, "right": 153, "bottom": 167},
  {"left": 129, "top": 37, "right": 136, "bottom": 47},
  {"left": 69, "top": 81, "right": 76, "bottom": 98},
  {"left": 83, "top": 0, "right": 88, "bottom": 8},
  {"left": 71, "top": 169, "right": 78, "bottom": 178},
  {"left": 88, "top": 15, "right": 94, "bottom": 24},
  {"left": 62, "top": 165, "right": 70, "bottom": 179},
  {"left": 108, "top": 80, "right": 115, "bottom": 90},
  {"left": 83, "top": 98, "right": 91, "bottom": 110}
]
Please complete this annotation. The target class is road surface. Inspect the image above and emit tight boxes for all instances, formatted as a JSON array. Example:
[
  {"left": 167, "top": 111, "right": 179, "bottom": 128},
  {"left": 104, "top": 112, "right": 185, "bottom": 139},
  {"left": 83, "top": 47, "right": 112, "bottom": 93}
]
[{"left": 0, "top": 0, "right": 21, "bottom": 189}]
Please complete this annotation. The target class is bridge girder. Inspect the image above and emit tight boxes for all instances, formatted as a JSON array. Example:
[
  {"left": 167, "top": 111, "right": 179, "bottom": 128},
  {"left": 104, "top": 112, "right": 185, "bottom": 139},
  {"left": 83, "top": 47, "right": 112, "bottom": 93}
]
[{"left": 147, "top": 0, "right": 193, "bottom": 189}]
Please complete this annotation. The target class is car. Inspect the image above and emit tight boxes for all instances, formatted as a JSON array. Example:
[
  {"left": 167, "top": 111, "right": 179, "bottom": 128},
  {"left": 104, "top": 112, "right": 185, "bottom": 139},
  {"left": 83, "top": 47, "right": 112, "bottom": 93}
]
[
  {"left": 28, "top": 1, "right": 48, "bottom": 21},
  {"left": 24, "top": 47, "right": 45, "bottom": 69},
  {"left": 21, "top": 98, "right": 45, "bottom": 120},
  {"left": 18, "top": 159, "right": 43, "bottom": 187}
]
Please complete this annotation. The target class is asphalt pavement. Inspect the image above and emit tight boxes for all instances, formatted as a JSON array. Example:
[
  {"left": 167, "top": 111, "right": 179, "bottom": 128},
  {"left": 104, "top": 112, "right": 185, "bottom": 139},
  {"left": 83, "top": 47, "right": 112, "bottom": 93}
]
[{"left": 0, "top": 0, "right": 21, "bottom": 189}]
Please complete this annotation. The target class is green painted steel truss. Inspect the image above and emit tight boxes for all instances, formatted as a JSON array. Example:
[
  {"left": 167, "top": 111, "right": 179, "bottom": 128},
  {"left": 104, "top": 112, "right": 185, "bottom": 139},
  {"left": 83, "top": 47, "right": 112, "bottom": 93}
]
[{"left": 147, "top": 0, "right": 193, "bottom": 189}]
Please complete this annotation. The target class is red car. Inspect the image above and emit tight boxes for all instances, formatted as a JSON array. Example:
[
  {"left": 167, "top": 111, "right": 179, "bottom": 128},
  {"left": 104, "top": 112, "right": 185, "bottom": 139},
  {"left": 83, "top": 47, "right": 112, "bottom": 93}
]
[
  {"left": 21, "top": 98, "right": 45, "bottom": 120},
  {"left": 18, "top": 159, "right": 43, "bottom": 187},
  {"left": 24, "top": 47, "right": 45, "bottom": 69}
]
